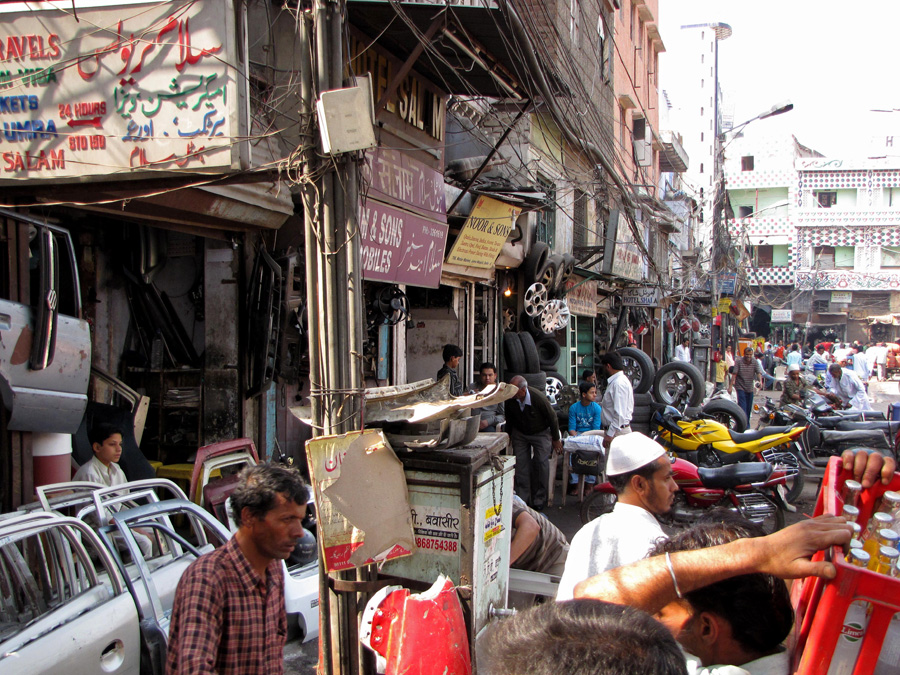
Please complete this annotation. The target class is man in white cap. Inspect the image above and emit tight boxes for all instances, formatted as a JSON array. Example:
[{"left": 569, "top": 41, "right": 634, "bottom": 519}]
[{"left": 556, "top": 433, "right": 676, "bottom": 601}]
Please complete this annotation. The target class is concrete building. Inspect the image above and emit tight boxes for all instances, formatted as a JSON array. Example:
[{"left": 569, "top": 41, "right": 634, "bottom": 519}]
[
  {"left": 660, "top": 21, "right": 732, "bottom": 260},
  {"left": 726, "top": 133, "right": 900, "bottom": 345}
]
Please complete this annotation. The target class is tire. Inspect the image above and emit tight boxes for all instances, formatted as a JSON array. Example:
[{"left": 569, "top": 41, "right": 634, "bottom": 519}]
[
  {"left": 536, "top": 256, "right": 557, "bottom": 290},
  {"left": 546, "top": 254, "right": 565, "bottom": 293},
  {"left": 700, "top": 399, "right": 748, "bottom": 432},
  {"left": 653, "top": 361, "right": 705, "bottom": 407},
  {"left": 618, "top": 348, "right": 654, "bottom": 394},
  {"left": 503, "top": 332, "right": 526, "bottom": 373},
  {"left": 523, "top": 241, "right": 550, "bottom": 283},
  {"left": 779, "top": 457, "right": 807, "bottom": 504},
  {"left": 506, "top": 371, "right": 547, "bottom": 390},
  {"left": 633, "top": 393, "right": 654, "bottom": 406},
  {"left": 518, "top": 331, "right": 541, "bottom": 373},
  {"left": 520, "top": 311, "right": 544, "bottom": 337},
  {"left": 536, "top": 338, "right": 562, "bottom": 369},
  {"left": 559, "top": 253, "right": 576, "bottom": 290},
  {"left": 580, "top": 490, "right": 617, "bottom": 524},
  {"left": 545, "top": 371, "right": 568, "bottom": 406}
]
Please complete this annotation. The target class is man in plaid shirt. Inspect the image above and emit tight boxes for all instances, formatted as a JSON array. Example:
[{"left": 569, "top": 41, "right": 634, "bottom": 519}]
[{"left": 166, "top": 464, "right": 309, "bottom": 675}]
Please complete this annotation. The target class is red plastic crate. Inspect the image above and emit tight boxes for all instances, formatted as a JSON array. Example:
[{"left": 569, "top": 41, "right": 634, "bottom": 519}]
[{"left": 790, "top": 456, "right": 900, "bottom": 674}]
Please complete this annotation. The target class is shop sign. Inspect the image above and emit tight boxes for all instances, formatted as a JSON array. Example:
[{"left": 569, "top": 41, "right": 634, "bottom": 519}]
[
  {"left": 359, "top": 198, "right": 447, "bottom": 288},
  {"left": 831, "top": 291, "right": 852, "bottom": 304},
  {"left": 446, "top": 195, "right": 521, "bottom": 268},
  {"left": 622, "top": 286, "right": 659, "bottom": 307},
  {"left": 0, "top": 0, "right": 242, "bottom": 184},
  {"left": 602, "top": 210, "right": 642, "bottom": 281},
  {"left": 363, "top": 147, "right": 445, "bottom": 219},
  {"left": 565, "top": 277, "right": 598, "bottom": 316},
  {"left": 718, "top": 297, "right": 734, "bottom": 313},
  {"left": 771, "top": 309, "right": 793, "bottom": 322},
  {"left": 705, "top": 273, "right": 736, "bottom": 294}
]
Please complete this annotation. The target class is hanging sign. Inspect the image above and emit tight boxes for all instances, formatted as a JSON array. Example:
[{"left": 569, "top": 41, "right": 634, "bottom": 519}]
[
  {"left": 446, "top": 195, "right": 521, "bottom": 268},
  {"left": 602, "top": 209, "right": 643, "bottom": 281},
  {"left": 565, "top": 277, "right": 598, "bottom": 316},
  {"left": 771, "top": 309, "right": 793, "bottom": 322},
  {"left": 622, "top": 286, "right": 660, "bottom": 307},
  {"left": 831, "top": 291, "right": 852, "bottom": 304},
  {"left": 0, "top": 0, "right": 242, "bottom": 184}
]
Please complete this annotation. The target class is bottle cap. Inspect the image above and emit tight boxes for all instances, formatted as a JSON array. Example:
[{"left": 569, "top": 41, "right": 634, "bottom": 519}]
[
  {"left": 884, "top": 491, "right": 900, "bottom": 506},
  {"left": 849, "top": 539, "right": 863, "bottom": 550},
  {"left": 874, "top": 512, "right": 893, "bottom": 526},
  {"left": 878, "top": 529, "right": 900, "bottom": 545},
  {"left": 850, "top": 522, "right": 862, "bottom": 537}
]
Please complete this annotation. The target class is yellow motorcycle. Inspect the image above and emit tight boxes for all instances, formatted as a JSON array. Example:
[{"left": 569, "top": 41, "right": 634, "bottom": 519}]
[{"left": 652, "top": 404, "right": 807, "bottom": 503}]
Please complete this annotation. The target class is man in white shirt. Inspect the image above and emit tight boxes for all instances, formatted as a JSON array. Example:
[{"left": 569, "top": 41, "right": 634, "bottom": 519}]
[
  {"left": 826, "top": 364, "right": 872, "bottom": 411},
  {"left": 850, "top": 348, "right": 870, "bottom": 386},
  {"left": 832, "top": 342, "right": 852, "bottom": 364},
  {"left": 599, "top": 351, "right": 634, "bottom": 450},
  {"left": 867, "top": 342, "right": 889, "bottom": 381},
  {"left": 556, "top": 433, "right": 675, "bottom": 601},
  {"left": 675, "top": 338, "right": 691, "bottom": 363},
  {"left": 804, "top": 344, "right": 830, "bottom": 373}
]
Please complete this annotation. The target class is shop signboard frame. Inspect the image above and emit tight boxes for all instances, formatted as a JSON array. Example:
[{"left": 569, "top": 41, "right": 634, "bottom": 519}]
[{"left": 0, "top": 0, "right": 245, "bottom": 184}]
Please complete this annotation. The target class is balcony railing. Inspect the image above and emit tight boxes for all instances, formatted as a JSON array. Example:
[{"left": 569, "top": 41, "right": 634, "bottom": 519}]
[{"left": 795, "top": 208, "right": 900, "bottom": 226}]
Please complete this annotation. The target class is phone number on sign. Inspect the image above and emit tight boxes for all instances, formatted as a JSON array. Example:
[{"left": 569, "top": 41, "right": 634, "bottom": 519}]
[{"left": 416, "top": 536, "right": 458, "bottom": 553}]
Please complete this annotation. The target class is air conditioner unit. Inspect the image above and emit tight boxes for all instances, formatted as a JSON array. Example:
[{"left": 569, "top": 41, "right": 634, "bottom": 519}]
[{"left": 633, "top": 138, "right": 652, "bottom": 167}]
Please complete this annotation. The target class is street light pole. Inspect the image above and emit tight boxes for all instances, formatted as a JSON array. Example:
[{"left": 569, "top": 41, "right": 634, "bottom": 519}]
[{"left": 710, "top": 101, "right": 793, "bottom": 381}]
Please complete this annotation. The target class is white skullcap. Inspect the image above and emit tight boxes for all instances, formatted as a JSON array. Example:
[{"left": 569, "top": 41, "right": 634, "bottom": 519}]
[
  {"left": 788, "top": 364, "right": 800, "bottom": 372},
  {"left": 606, "top": 432, "right": 666, "bottom": 476}
]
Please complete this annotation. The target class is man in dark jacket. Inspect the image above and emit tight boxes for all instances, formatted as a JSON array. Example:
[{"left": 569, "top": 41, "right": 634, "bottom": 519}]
[{"left": 504, "top": 375, "right": 562, "bottom": 511}]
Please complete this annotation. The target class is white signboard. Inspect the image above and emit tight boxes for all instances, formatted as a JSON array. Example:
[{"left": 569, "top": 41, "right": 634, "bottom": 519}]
[
  {"left": 0, "top": 0, "right": 240, "bottom": 183},
  {"left": 622, "top": 286, "right": 659, "bottom": 307},
  {"left": 831, "top": 292, "right": 852, "bottom": 304},
  {"left": 770, "top": 309, "right": 793, "bottom": 322},
  {"left": 603, "top": 210, "right": 643, "bottom": 281}
]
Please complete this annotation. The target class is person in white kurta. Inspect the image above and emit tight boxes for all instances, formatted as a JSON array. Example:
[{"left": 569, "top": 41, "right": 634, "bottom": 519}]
[
  {"left": 73, "top": 453, "right": 127, "bottom": 485},
  {"left": 827, "top": 365, "right": 872, "bottom": 411},
  {"left": 556, "top": 433, "right": 676, "bottom": 601}
]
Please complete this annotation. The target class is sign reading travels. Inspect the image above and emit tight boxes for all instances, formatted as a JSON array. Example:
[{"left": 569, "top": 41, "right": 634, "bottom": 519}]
[
  {"left": 602, "top": 209, "right": 643, "bottom": 281},
  {"left": 446, "top": 195, "right": 521, "bottom": 268},
  {"left": 0, "top": 0, "right": 241, "bottom": 183},
  {"left": 360, "top": 148, "right": 448, "bottom": 288}
]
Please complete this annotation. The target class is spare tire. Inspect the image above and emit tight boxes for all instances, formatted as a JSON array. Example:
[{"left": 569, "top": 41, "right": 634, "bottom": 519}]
[
  {"left": 518, "top": 331, "right": 541, "bottom": 373},
  {"left": 618, "top": 347, "right": 655, "bottom": 394},
  {"left": 700, "top": 399, "right": 748, "bottom": 432},
  {"left": 653, "top": 361, "right": 705, "bottom": 407},
  {"left": 557, "top": 253, "right": 576, "bottom": 293},
  {"left": 536, "top": 338, "right": 562, "bottom": 369},
  {"left": 523, "top": 241, "right": 550, "bottom": 283},
  {"left": 633, "top": 393, "right": 654, "bottom": 406},
  {"left": 503, "top": 332, "right": 526, "bottom": 373}
]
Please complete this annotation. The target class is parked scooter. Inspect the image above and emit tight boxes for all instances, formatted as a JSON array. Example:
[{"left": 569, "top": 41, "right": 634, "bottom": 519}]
[
  {"left": 579, "top": 455, "right": 789, "bottom": 533},
  {"left": 756, "top": 393, "right": 898, "bottom": 467},
  {"left": 651, "top": 403, "right": 806, "bottom": 503}
]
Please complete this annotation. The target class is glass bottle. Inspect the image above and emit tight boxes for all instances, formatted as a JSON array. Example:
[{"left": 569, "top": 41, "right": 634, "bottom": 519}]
[
  {"left": 863, "top": 513, "right": 894, "bottom": 559},
  {"left": 884, "top": 491, "right": 900, "bottom": 534},
  {"left": 829, "top": 549, "right": 870, "bottom": 675},
  {"left": 843, "top": 479, "right": 863, "bottom": 508},
  {"left": 842, "top": 504, "right": 861, "bottom": 524},
  {"left": 875, "top": 546, "right": 900, "bottom": 576},
  {"left": 868, "top": 530, "right": 900, "bottom": 570}
]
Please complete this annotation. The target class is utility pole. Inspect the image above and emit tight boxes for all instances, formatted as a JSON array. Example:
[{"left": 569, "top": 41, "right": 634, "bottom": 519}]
[{"left": 298, "top": 1, "right": 365, "bottom": 672}]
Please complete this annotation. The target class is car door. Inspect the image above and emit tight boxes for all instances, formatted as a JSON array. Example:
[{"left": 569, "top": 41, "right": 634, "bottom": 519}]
[
  {"left": 0, "top": 515, "right": 140, "bottom": 675},
  {"left": 0, "top": 218, "right": 91, "bottom": 433}
]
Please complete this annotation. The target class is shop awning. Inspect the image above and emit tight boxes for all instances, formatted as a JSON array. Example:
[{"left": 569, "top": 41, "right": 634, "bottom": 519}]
[{"left": 868, "top": 313, "right": 900, "bottom": 326}]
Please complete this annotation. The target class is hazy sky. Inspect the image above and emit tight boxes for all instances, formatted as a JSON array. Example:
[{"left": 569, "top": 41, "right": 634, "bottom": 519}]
[{"left": 659, "top": 0, "right": 900, "bottom": 158}]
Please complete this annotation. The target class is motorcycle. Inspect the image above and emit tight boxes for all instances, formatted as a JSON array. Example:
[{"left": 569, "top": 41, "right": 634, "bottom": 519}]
[
  {"left": 579, "top": 455, "right": 789, "bottom": 533},
  {"left": 651, "top": 403, "right": 807, "bottom": 503},
  {"left": 756, "top": 393, "right": 898, "bottom": 468}
]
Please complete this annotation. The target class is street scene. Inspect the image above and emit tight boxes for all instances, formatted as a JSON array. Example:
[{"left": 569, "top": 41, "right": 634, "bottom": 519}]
[{"left": 1, "top": 0, "right": 900, "bottom": 673}]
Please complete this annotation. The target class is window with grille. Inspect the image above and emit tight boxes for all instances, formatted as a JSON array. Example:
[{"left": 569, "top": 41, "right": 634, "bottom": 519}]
[
  {"left": 741, "top": 156, "right": 754, "bottom": 171},
  {"left": 815, "top": 191, "right": 837, "bottom": 208},
  {"left": 573, "top": 190, "right": 587, "bottom": 249}
]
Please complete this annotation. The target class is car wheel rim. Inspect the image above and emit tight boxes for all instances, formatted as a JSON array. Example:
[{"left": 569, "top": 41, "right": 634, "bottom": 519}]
[
  {"left": 658, "top": 372, "right": 694, "bottom": 405},
  {"left": 546, "top": 377, "right": 564, "bottom": 405},
  {"left": 523, "top": 283, "right": 548, "bottom": 317},
  {"left": 622, "top": 357, "right": 643, "bottom": 388}
]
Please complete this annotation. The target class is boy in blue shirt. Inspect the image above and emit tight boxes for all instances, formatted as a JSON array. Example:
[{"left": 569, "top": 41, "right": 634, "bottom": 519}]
[{"left": 567, "top": 380, "right": 603, "bottom": 494}]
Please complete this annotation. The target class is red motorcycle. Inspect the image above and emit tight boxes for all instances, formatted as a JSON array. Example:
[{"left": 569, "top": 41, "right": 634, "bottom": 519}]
[{"left": 579, "top": 456, "right": 789, "bottom": 533}]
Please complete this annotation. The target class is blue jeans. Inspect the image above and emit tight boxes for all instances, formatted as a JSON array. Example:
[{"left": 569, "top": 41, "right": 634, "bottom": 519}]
[{"left": 736, "top": 389, "right": 754, "bottom": 421}]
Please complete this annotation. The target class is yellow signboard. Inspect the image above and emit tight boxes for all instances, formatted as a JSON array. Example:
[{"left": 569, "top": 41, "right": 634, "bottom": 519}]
[
  {"left": 718, "top": 298, "right": 733, "bottom": 313},
  {"left": 446, "top": 195, "right": 521, "bottom": 268}
]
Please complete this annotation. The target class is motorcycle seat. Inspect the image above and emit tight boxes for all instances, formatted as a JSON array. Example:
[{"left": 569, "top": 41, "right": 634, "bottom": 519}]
[
  {"left": 698, "top": 463, "right": 773, "bottom": 489},
  {"left": 728, "top": 427, "right": 794, "bottom": 443},
  {"left": 834, "top": 420, "right": 900, "bottom": 434}
]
